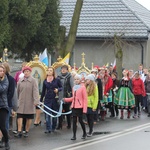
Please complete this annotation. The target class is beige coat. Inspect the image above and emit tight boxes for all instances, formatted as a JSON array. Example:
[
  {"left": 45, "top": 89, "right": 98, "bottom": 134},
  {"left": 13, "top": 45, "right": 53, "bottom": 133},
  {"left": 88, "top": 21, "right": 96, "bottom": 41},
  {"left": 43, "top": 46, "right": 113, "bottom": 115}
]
[{"left": 17, "top": 76, "right": 39, "bottom": 114}]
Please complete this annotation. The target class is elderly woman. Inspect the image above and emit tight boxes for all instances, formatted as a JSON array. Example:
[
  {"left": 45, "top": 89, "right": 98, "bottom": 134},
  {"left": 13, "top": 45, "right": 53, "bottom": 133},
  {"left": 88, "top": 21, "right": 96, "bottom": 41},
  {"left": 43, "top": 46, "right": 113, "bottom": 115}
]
[
  {"left": 15, "top": 66, "right": 39, "bottom": 138},
  {"left": 0, "top": 65, "right": 10, "bottom": 150}
]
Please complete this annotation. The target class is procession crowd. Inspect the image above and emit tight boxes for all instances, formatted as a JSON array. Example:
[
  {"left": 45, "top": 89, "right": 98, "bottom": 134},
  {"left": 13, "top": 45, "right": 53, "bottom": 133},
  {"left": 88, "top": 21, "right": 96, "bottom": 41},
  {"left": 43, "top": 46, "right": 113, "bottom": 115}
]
[{"left": 0, "top": 62, "right": 150, "bottom": 150}]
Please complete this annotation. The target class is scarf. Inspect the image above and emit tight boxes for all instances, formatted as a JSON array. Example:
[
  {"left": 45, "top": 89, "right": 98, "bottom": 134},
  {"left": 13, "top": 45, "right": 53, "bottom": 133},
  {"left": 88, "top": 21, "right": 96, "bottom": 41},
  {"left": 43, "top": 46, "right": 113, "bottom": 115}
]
[{"left": 73, "top": 84, "right": 81, "bottom": 91}]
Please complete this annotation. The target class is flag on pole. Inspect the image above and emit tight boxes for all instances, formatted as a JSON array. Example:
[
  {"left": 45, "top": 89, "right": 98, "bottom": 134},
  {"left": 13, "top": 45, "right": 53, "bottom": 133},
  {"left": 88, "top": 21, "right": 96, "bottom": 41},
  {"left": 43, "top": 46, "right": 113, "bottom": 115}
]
[
  {"left": 61, "top": 53, "right": 70, "bottom": 64},
  {"left": 39, "top": 48, "right": 49, "bottom": 66},
  {"left": 113, "top": 59, "right": 116, "bottom": 70}
]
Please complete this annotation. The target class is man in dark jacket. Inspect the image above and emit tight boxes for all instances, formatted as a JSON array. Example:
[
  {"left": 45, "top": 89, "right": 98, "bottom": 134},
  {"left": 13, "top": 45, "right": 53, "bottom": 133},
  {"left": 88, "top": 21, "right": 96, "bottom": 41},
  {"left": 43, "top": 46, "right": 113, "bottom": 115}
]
[{"left": 57, "top": 65, "right": 74, "bottom": 129}]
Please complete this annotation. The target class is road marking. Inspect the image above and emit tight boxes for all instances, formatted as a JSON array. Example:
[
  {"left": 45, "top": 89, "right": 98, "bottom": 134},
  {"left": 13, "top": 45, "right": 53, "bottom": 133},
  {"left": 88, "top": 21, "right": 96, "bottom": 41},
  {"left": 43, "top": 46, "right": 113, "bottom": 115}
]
[{"left": 52, "top": 122, "right": 150, "bottom": 150}]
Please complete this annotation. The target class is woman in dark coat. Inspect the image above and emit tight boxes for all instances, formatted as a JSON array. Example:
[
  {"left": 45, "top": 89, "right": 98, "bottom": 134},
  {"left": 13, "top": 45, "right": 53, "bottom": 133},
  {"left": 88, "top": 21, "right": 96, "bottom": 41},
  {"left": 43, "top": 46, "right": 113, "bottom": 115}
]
[
  {"left": 0, "top": 65, "right": 10, "bottom": 150},
  {"left": 2, "top": 62, "right": 16, "bottom": 131},
  {"left": 40, "top": 67, "right": 62, "bottom": 133}
]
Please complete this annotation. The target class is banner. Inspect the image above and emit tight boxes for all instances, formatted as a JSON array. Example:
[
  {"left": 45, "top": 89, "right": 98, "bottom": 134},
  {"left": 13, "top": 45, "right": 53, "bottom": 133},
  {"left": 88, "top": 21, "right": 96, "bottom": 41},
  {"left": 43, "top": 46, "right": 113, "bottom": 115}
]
[
  {"left": 39, "top": 48, "right": 49, "bottom": 66},
  {"left": 61, "top": 53, "right": 70, "bottom": 64}
]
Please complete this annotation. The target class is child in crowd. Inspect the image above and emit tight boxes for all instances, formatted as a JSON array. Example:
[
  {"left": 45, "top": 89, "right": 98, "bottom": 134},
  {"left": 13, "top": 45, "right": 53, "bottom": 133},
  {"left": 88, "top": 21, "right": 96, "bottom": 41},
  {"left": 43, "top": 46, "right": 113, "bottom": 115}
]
[{"left": 64, "top": 74, "right": 87, "bottom": 140}]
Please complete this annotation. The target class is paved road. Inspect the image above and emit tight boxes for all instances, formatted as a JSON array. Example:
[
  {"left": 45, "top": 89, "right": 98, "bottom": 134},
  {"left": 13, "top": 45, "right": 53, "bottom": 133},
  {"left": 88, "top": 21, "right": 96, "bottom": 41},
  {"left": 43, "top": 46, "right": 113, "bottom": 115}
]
[{"left": 9, "top": 110, "right": 150, "bottom": 150}]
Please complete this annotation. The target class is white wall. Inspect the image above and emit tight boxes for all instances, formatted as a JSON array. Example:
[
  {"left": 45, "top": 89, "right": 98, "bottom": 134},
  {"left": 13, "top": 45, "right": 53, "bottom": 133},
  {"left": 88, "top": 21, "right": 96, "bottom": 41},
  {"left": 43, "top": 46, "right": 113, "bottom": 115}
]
[{"left": 73, "top": 40, "right": 147, "bottom": 71}]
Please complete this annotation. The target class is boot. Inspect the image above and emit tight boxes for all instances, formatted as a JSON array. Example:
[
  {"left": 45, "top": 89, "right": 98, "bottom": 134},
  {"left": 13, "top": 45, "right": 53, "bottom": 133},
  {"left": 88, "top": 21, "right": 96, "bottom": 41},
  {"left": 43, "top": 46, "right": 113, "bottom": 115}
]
[
  {"left": 71, "top": 135, "right": 76, "bottom": 140},
  {"left": 120, "top": 110, "right": 124, "bottom": 119},
  {"left": 5, "top": 142, "right": 10, "bottom": 150},
  {"left": 127, "top": 110, "right": 131, "bottom": 119},
  {"left": 81, "top": 131, "right": 87, "bottom": 139},
  {"left": 67, "top": 114, "right": 71, "bottom": 129}
]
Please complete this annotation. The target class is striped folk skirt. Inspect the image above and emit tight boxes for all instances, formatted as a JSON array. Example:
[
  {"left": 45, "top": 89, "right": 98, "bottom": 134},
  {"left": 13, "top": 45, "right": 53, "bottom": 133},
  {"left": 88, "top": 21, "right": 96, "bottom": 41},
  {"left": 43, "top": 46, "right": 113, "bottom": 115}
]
[{"left": 114, "top": 87, "right": 135, "bottom": 108}]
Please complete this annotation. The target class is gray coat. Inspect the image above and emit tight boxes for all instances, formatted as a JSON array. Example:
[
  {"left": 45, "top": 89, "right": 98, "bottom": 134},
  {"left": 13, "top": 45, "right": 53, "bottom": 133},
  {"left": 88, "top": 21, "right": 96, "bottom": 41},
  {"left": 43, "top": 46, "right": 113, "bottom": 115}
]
[
  {"left": 0, "top": 75, "right": 9, "bottom": 111},
  {"left": 17, "top": 76, "right": 39, "bottom": 114},
  {"left": 58, "top": 72, "right": 74, "bottom": 100}
]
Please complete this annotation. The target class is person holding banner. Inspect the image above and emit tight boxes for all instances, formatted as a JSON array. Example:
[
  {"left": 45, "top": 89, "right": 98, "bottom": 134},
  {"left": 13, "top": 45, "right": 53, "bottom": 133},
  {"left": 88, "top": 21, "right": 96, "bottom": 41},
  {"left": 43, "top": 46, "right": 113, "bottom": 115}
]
[
  {"left": 57, "top": 65, "right": 74, "bottom": 130},
  {"left": 63, "top": 74, "right": 87, "bottom": 140},
  {"left": 40, "top": 67, "right": 62, "bottom": 133},
  {"left": 15, "top": 66, "right": 39, "bottom": 138}
]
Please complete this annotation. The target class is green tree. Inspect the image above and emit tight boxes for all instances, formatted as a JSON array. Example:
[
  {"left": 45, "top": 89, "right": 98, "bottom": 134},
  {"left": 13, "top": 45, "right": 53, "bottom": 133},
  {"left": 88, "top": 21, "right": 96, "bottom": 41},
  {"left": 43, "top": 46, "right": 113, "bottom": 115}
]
[
  {"left": 8, "top": 0, "right": 49, "bottom": 61},
  {"left": 0, "top": 0, "right": 10, "bottom": 56},
  {"left": 25, "top": 0, "right": 61, "bottom": 61},
  {"left": 7, "top": 0, "right": 60, "bottom": 61}
]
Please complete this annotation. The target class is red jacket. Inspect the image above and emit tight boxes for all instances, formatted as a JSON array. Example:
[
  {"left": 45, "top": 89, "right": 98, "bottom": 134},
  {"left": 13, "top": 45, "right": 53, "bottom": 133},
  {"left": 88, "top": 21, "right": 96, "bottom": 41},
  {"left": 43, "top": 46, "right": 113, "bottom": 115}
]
[
  {"left": 64, "top": 84, "right": 87, "bottom": 113},
  {"left": 104, "top": 76, "right": 113, "bottom": 96},
  {"left": 132, "top": 78, "right": 146, "bottom": 96}
]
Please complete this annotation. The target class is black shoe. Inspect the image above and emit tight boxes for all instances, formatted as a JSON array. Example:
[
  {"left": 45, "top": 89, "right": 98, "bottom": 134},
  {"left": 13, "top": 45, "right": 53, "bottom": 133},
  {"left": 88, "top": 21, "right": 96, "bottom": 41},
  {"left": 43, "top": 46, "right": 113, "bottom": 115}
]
[
  {"left": 14, "top": 132, "right": 22, "bottom": 138},
  {"left": 5, "top": 142, "right": 10, "bottom": 150},
  {"left": 81, "top": 133, "right": 87, "bottom": 139},
  {"left": 23, "top": 131, "right": 29, "bottom": 138},
  {"left": 71, "top": 136, "right": 76, "bottom": 140},
  {"left": 34, "top": 121, "right": 41, "bottom": 126},
  {"left": 44, "top": 130, "right": 51, "bottom": 134}
]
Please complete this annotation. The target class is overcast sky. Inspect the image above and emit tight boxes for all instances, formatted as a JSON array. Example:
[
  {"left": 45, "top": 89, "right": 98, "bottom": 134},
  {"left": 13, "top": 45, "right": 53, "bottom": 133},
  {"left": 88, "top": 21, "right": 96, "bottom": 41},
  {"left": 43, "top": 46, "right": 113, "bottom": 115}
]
[{"left": 135, "top": 0, "right": 150, "bottom": 10}]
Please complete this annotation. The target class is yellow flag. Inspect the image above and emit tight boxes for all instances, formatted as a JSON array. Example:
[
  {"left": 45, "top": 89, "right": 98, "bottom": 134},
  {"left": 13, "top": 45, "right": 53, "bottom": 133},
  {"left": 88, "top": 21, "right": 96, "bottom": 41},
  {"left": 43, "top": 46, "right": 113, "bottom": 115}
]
[
  {"left": 61, "top": 53, "right": 70, "bottom": 64},
  {"left": 105, "top": 62, "right": 109, "bottom": 67}
]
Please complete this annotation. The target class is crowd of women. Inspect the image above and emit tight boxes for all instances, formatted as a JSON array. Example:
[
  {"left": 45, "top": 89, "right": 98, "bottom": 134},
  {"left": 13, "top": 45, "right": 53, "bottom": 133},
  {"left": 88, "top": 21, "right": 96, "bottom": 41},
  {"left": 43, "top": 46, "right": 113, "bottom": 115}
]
[{"left": 0, "top": 62, "right": 150, "bottom": 150}]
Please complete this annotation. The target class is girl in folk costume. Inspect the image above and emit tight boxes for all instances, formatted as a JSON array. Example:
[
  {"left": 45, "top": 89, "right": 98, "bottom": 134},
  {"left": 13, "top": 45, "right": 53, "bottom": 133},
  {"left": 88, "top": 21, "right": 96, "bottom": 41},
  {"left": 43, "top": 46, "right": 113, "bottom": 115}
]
[
  {"left": 132, "top": 72, "right": 146, "bottom": 118},
  {"left": 114, "top": 69, "right": 135, "bottom": 119},
  {"left": 101, "top": 68, "right": 113, "bottom": 120},
  {"left": 110, "top": 72, "right": 120, "bottom": 117},
  {"left": 85, "top": 74, "right": 98, "bottom": 137},
  {"left": 64, "top": 74, "right": 87, "bottom": 140}
]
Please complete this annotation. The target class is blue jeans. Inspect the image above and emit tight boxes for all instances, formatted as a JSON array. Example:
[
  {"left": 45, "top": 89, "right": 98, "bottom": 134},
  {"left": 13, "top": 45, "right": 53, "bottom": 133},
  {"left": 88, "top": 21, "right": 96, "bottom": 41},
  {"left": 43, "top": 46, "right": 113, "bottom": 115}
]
[
  {"left": 45, "top": 113, "right": 57, "bottom": 131},
  {"left": 6, "top": 107, "right": 11, "bottom": 131}
]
